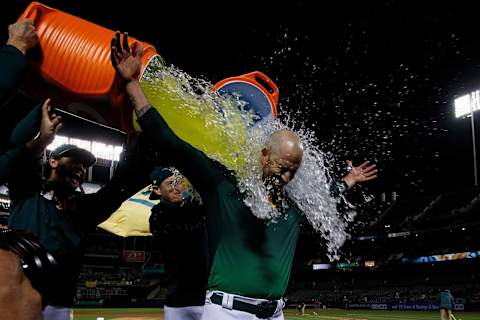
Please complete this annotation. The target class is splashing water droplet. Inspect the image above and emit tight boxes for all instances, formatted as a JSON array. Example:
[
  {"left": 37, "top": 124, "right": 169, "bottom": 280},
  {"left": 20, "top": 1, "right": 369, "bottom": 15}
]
[{"left": 141, "top": 56, "right": 353, "bottom": 260}]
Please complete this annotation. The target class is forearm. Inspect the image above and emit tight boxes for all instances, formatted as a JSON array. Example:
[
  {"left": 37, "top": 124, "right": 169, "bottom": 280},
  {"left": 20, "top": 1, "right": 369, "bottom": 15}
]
[
  {"left": 0, "top": 145, "right": 31, "bottom": 184},
  {"left": 79, "top": 140, "right": 154, "bottom": 227},
  {"left": 0, "top": 45, "right": 28, "bottom": 105},
  {"left": 1, "top": 104, "right": 45, "bottom": 180},
  {"left": 137, "top": 107, "right": 219, "bottom": 193},
  {"left": 8, "top": 104, "right": 42, "bottom": 148},
  {"left": 105, "top": 148, "right": 152, "bottom": 202},
  {"left": 0, "top": 250, "right": 42, "bottom": 320},
  {"left": 126, "top": 80, "right": 151, "bottom": 114},
  {"left": 342, "top": 175, "right": 355, "bottom": 188},
  {"left": 5, "top": 140, "right": 44, "bottom": 203},
  {"left": 25, "top": 135, "right": 49, "bottom": 158}
]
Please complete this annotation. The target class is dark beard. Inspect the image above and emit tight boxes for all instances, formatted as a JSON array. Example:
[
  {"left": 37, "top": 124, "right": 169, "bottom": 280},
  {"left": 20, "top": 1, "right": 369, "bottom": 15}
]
[
  {"left": 52, "top": 164, "right": 78, "bottom": 195},
  {"left": 264, "top": 175, "right": 285, "bottom": 207}
]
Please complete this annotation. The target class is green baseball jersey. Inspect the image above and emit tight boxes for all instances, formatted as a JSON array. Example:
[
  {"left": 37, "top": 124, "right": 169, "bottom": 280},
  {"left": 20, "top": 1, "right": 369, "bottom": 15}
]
[
  {"left": 0, "top": 45, "right": 27, "bottom": 104},
  {"left": 138, "top": 108, "right": 302, "bottom": 299}
]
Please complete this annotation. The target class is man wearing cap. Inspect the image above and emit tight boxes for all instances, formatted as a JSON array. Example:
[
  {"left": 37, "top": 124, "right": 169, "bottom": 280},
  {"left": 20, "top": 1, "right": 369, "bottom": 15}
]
[
  {"left": 7, "top": 99, "right": 149, "bottom": 320},
  {"left": 148, "top": 166, "right": 208, "bottom": 320},
  {"left": 112, "top": 33, "right": 378, "bottom": 320}
]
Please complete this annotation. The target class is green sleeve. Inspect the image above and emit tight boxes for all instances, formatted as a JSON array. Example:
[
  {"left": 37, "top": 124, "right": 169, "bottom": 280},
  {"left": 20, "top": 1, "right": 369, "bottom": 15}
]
[
  {"left": 2, "top": 104, "right": 42, "bottom": 188},
  {"left": 137, "top": 107, "right": 223, "bottom": 195},
  {"left": 6, "top": 146, "right": 43, "bottom": 205},
  {"left": 73, "top": 137, "right": 155, "bottom": 229},
  {"left": 329, "top": 179, "right": 349, "bottom": 197},
  {"left": 8, "top": 104, "right": 41, "bottom": 148},
  {"left": 0, "top": 45, "right": 28, "bottom": 106},
  {"left": 0, "top": 144, "right": 32, "bottom": 185}
]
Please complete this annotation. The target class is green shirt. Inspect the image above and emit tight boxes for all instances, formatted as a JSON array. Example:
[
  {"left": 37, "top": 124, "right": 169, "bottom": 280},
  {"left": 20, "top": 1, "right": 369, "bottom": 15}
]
[{"left": 138, "top": 107, "right": 302, "bottom": 299}]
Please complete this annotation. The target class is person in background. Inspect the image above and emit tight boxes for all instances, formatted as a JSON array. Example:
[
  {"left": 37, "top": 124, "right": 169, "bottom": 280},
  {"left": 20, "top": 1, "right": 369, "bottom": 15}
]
[
  {"left": 148, "top": 166, "right": 208, "bottom": 320},
  {"left": 7, "top": 99, "right": 151, "bottom": 320},
  {"left": 438, "top": 289, "right": 456, "bottom": 320}
]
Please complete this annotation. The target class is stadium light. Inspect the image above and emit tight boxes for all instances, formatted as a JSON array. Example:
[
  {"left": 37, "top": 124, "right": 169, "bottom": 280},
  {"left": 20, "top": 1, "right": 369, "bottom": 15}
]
[
  {"left": 47, "top": 135, "right": 123, "bottom": 162},
  {"left": 454, "top": 91, "right": 479, "bottom": 187},
  {"left": 312, "top": 263, "right": 332, "bottom": 270}
]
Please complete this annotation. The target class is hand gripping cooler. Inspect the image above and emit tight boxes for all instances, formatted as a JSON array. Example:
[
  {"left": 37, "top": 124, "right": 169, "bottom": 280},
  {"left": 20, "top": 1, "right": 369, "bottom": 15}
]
[
  {"left": 17, "top": 2, "right": 280, "bottom": 133},
  {"left": 17, "top": 1, "right": 159, "bottom": 131}
]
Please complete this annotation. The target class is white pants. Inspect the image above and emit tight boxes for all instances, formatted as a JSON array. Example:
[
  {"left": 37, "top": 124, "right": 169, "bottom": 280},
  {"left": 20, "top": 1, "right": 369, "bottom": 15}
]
[
  {"left": 164, "top": 305, "right": 204, "bottom": 320},
  {"left": 42, "top": 305, "right": 73, "bottom": 320},
  {"left": 201, "top": 290, "right": 284, "bottom": 320}
]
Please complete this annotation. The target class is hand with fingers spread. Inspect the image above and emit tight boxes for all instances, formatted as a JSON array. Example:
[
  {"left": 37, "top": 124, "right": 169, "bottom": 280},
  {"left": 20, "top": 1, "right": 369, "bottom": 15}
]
[
  {"left": 7, "top": 19, "right": 38, "bottom": 55},
  {"left": 111, "top": 31, "right": 144, "bottom": 84},
  {"left": 111, "top": 31, "right": 150, "bottom": 113},
  {"left": 342, "top": 160, "right": 378, "bottom": 188},
  {"left": 27, "top": 99, "right": 63, "bottom": 155}
]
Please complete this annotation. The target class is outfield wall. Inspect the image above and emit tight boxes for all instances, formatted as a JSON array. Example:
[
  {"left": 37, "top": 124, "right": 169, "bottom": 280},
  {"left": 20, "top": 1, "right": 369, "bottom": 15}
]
[{"left": 348, "top": 303, "right": 465, "bottom": 311}]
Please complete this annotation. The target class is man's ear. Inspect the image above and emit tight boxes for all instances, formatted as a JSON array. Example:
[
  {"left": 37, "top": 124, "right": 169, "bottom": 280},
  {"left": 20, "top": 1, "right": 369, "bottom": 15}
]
[
  {"left": 49, "top": 158, "right": 58, "bottom": 169},
  {"left": 152, "top": 185, "right": 162, "bottom": 196},
  {"left": 260, "top": 148, "right": 269, "bottom": 166}
]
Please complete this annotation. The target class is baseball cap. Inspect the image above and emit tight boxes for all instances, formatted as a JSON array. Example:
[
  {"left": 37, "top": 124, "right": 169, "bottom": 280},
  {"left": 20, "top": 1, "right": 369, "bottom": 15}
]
[
  {"left": 50, "top": 144, "right": 96, "bottom": 168},
  {"left": 150, "top": 167, "right": 175, "bottom": 186},
  {"left": 149, "top": 167, "right": 175, "bottom": 200}
]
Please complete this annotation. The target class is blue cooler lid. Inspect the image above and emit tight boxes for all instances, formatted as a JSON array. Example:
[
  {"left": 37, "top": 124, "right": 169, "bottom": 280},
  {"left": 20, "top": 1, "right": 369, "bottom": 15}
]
[{"left": 216, "top": 81, "right": 274, "bottom": 123}]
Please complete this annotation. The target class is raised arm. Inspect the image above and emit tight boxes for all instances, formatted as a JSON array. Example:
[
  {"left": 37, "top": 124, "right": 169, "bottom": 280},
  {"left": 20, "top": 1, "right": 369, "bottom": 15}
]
[
  {"left": 342, "top": 160, "right": 378, "bottom": 188},
  {"left": 110, "top": 32, "right": 221, "bottom": 194},
  {"left": 0, "top": 20, "right": 38, "bottom": 106},
  {"left": 69, "top": 133, "right": 155, "bottom": 229},
  {"left": 6, "top": 99, "right": 62, "bottom": 201},
  {"left": 330, "top": 160, "right": 378, "bottom": 196}
]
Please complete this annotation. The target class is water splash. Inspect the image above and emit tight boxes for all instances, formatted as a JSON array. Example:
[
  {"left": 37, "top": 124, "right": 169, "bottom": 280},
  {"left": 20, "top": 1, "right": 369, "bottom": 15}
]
[
  {"left": 141, "top": 58, "right": 353, "bottom": 259},
  {"left": 140, "top": 56, "right": 255, "bottom": 171},
  {"left": 237, "top": 117, "right": 354, "bottom": 260}
]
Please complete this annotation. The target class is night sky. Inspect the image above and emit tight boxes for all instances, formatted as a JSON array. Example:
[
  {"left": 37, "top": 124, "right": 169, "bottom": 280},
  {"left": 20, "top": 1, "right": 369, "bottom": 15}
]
[{"left": 2, "top": 0, "right": 480, "bottom": 203}]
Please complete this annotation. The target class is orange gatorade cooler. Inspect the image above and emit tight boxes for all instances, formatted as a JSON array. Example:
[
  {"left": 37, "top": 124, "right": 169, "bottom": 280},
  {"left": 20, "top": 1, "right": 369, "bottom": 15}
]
[
  {"left": 213, "top": 71, "right": 279, "bottom": 122},
  {"left": 18, "top": 1, "right": 159, "bottom": 131}
]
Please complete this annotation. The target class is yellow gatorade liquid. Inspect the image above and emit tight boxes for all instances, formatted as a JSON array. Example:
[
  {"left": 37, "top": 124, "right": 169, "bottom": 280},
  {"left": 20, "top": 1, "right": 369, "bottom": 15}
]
[{"left": 136, "top": 58, "right": 253, "bottom": 171}]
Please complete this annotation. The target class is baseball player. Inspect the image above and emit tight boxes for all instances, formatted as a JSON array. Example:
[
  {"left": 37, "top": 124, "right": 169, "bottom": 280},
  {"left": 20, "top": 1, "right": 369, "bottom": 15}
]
[
  {"left": 112, "top": 31, "right": 377, "bottom": 320},
  {"left": 148, "top": 167, "right": 208, "bottom": 320}
]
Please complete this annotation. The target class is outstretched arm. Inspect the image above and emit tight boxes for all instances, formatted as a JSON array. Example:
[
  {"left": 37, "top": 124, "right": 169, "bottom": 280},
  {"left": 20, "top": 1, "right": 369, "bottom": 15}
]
[
  {"left": 110, "top": 32, "right": 221, "bottom": 194},
  {"left": 6, "top": 99, "right": 62, "bottom": 201},
  {"left": 25, "top": 99, "right": 63, "bottom": 156},
  {"left": 110, "top": 31, "right": 149, "bottom": 114},
  {"left": 0, "top": 20, "right": 38, "bottom": 106},
  {"left": 6, "top": 19, "right": 38, "bottom": 55},
  {"left": 330, "top": 160, "right": 378, "bottom": 196},
  {"left": 69, "top": 133, "right": 155, "bottom": 229},
  {"left": 342, "top": 160, "right": 378, "bottom": 188}
]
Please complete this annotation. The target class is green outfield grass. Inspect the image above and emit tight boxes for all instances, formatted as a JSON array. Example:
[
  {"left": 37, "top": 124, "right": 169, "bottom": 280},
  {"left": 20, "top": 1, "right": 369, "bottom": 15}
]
[{"left": 73, "top": 307, "right": 480, "bottom": 320}]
